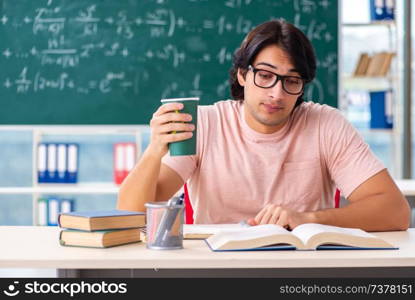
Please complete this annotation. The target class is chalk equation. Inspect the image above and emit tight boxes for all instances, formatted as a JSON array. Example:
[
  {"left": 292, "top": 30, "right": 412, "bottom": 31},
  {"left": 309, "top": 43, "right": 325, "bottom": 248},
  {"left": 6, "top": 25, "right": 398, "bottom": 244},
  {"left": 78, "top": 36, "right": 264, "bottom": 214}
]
[{"left": 0, "top": 0, "right": 336, "bottom": 111}]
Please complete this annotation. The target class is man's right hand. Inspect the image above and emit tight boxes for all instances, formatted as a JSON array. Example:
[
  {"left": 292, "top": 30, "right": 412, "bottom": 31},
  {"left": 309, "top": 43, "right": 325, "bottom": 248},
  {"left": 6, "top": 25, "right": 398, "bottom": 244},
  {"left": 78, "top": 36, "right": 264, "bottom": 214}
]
[{"left": 147, "top": 102, "right": 195, "bottom": 157}]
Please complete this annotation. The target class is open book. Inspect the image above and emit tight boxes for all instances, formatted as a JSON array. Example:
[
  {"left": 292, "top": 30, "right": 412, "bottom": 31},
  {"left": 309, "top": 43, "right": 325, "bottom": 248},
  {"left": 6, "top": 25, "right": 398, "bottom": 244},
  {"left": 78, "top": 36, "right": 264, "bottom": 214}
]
[{"left": 205, "top": 223, "right": 397, "bottom": 251}]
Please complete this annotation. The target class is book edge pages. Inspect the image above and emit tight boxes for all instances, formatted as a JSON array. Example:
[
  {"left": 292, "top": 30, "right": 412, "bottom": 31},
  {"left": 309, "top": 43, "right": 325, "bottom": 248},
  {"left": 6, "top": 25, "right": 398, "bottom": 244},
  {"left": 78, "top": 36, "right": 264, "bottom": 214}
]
[
  {"left": 206, "top": 225, "right": 305, "bottom": 250},
  {"left": 306, "top": 232, "right": 394, "bottom": 249}
]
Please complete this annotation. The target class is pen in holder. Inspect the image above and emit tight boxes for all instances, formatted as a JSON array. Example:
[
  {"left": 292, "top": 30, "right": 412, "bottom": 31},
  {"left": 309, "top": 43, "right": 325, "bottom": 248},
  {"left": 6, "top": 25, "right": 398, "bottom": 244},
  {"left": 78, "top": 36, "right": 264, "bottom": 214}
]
[{"left": 145, "top": 196, "right": 184, "bottom": 250}]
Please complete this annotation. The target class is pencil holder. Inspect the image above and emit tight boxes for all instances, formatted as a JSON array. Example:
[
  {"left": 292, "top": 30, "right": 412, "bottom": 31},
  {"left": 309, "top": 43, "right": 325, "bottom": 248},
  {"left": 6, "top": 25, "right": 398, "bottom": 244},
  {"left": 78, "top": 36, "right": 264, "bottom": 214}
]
[{"left": 145, "top": 201, "right": 184, "bottom": 250}]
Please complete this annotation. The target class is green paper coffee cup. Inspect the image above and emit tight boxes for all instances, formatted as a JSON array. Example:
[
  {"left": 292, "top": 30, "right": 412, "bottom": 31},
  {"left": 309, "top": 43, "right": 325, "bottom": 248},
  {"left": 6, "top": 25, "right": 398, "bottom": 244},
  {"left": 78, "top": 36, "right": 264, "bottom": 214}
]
[{"left": 160, "top": 97, "right": 199, "bottom": 156}]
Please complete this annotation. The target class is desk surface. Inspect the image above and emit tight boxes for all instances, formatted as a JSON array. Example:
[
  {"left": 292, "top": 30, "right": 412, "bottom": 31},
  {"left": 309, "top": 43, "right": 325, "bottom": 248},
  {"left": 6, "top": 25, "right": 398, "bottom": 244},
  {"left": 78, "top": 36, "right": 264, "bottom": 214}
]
[{"left": 1, "top": 226, "right": 415, "bottom": 270}]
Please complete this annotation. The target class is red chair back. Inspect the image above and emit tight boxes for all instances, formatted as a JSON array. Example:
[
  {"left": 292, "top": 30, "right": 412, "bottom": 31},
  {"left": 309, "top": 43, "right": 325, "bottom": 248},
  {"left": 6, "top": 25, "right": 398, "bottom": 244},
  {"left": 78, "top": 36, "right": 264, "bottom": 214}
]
[
  {"left": 334, "top": 189, "right": 340, "bottom": 208},
  {"left": 184, "top": 183, "right": 194, "bottom": 224}
]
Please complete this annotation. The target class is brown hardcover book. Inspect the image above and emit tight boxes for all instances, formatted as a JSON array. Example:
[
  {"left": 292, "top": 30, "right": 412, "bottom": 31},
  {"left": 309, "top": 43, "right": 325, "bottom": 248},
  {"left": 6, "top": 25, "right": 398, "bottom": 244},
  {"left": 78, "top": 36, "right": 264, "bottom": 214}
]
[
  {"left": 378, "top": 52, "right": 395, "bottom": 76},
  {"left": 58, "top": 210, "right": 145, "bottom": 231},
  {"left": 366, "top": 52, "right": 388, "bottom": 76},
  {"left": 353, "top": 53, "right": 371, "bottom": 76},
  {"left": 60, "top": 228, "right": 141, "bottom": 248}
]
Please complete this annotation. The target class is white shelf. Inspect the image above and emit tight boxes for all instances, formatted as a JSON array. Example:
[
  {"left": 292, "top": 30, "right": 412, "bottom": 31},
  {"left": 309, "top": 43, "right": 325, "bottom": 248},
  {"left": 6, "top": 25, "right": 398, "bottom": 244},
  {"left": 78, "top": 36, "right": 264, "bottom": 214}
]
[
  {"left": 342, "top": 21, "right": 395, "bottom": 27},
  {"left": 0, "top": 183, "right": 120, "bottom": 194},
  {"left": 343, "top": 76, "right": 395, "bottom": 91},
  {"left": 358, "top": 128, "right": 394, "bottom": 134}
]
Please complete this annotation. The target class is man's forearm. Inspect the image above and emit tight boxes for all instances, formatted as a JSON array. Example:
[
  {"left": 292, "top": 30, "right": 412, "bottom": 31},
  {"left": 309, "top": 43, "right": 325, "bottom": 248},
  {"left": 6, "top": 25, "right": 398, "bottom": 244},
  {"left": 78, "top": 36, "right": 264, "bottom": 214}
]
[
  {"left": 309, "top": 194, "right": 411, "bottom": 231},
  {"left": 117, "top": 147, "right": 163, "bottom": 212}
]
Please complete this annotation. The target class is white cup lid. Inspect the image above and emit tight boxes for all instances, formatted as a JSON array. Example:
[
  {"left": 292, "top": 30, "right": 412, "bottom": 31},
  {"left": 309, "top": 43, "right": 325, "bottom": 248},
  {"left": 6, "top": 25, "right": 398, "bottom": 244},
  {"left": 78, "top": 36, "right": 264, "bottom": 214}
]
[{"left": 161, "top": 97, "right": 199, "bottom": 102}]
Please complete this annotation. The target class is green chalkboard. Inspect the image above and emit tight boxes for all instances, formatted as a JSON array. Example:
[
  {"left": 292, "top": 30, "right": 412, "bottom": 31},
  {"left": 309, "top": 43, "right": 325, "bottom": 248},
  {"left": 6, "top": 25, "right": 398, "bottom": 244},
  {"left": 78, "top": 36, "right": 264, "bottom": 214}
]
[{"left": 0, "top": 0, "right": 338, "bottom": 124}]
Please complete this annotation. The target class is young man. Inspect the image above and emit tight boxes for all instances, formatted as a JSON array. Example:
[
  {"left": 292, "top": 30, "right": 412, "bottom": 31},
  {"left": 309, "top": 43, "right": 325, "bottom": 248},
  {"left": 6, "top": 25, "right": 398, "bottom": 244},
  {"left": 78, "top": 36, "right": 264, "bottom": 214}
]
[{"left": 118, "top": 19, "right": 410, "bottom": 231}]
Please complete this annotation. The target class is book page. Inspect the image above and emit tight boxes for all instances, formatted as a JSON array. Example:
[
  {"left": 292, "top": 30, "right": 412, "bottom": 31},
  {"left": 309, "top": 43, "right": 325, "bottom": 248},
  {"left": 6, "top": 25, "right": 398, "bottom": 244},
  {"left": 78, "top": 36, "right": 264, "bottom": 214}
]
[
  {"left": 213, "top": 224, "right": 291, "bottom": 240},
  {"left": 292, "top": 223, "right": 377, "bottom": 247},
  {"left": 206, "top": 224, "right": 304, "bottom": 250}
]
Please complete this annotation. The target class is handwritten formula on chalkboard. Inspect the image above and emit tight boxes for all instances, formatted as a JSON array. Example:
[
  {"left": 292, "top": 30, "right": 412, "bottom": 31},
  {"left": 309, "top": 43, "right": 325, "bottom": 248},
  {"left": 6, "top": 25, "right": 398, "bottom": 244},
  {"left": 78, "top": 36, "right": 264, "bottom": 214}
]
[{"left": 0, "top": 0, "right": 337, "bottom": 124}]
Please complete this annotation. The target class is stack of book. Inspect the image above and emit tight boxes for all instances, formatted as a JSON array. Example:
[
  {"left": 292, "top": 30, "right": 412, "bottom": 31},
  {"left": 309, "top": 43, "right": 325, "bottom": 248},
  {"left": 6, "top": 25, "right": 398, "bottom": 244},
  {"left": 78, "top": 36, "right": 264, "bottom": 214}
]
[{"left": 58, "top": 210, "right": 145, "bottom": 248}]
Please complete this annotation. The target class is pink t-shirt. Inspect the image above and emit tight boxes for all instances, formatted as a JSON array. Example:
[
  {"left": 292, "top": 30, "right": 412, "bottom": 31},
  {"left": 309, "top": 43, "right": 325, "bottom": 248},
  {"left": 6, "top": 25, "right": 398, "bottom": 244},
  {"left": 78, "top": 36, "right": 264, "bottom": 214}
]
[{"left": 162, "top": 100, "right": 385, "bottom": 224}]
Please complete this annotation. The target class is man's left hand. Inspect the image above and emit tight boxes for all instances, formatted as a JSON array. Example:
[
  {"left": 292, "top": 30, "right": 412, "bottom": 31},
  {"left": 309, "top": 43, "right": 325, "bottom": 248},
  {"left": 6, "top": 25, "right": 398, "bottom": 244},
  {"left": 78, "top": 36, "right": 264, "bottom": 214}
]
[{"left": 247, "top": 204, "right": 315, "bottom": 230}]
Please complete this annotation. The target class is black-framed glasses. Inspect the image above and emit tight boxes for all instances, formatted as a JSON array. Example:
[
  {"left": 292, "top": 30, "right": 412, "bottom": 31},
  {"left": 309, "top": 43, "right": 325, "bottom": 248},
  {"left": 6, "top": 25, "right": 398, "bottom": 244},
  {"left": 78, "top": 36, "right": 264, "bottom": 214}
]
[{"left": 248, "top": 65, "right": 305, "bottom": 95}]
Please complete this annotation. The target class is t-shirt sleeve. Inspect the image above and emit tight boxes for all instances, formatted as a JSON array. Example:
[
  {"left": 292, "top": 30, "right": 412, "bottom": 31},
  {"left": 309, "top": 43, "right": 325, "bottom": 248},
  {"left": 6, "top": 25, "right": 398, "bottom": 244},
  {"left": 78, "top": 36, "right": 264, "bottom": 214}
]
[
  {"left": 320, "top": 106, "right": 385, "bottom": 198},
  {"left": 161, "top": 153, "right": 197, "bottom": 182},
  {"left": 161, "top": 106, "right": 204, "bottom": 182}
]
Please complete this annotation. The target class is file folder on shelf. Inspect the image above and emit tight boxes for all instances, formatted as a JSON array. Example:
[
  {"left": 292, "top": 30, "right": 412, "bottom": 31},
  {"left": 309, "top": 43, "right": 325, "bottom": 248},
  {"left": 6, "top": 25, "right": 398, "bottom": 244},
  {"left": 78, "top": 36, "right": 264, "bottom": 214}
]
[
  {"left": 369, "top": 90, "right": 393, "bottom": 129},
  {"left": 57, "top": 143, "right": 67, "bottom": 183},
  {"left": 37, "top": 143, "right": 48, "bottom": 183},
  {"left": 125, "top": 143, "right": 136, "bottom": 178},
  {"left": 370, "top": 0, "right": 394, "bottom": 21},
  {"left": 67, "top": 143, "right": 79, "bottom": 183},
  {"left": 46, "top": 143, "right": 58, "bottom": 183},
  {"left": 37, "top": 197, "right": 49, "bottom": 226},
  {"left": 38, "top": 143, "right": 79, "bottom": 184},
  {"left": 60, "top": 198, "right": 75, "bottom": 214},
  {"left": 48, "top": 197, "right": 60, "bottom": 226},
  {"left": 41, "top": 197, "right": 75, "bottom": 226},
  {"left": 114, "top": 143, "right": 126, "bottom": 185},
  {"left": 113, "top": 142, "right": 136, "bottom": 185}
]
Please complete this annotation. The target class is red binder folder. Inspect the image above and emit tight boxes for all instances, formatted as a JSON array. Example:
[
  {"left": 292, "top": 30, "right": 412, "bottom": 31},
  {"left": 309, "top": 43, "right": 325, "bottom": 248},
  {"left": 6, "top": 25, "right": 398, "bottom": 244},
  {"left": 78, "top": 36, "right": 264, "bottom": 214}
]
[{"left": 114, "top": 143, "right": 136, "bottom": 185}]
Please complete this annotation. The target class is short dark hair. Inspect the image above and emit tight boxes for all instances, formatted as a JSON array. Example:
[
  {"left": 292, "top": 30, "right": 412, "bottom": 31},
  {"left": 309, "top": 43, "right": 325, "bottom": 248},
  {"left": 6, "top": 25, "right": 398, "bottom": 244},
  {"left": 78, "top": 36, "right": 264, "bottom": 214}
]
[{"left": 229, "top": 19, "right": 316, "bottom": 107}]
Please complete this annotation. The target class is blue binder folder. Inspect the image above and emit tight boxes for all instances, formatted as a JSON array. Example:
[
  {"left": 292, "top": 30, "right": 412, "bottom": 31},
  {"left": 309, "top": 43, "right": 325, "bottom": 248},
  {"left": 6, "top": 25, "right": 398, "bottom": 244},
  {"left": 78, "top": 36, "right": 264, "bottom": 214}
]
[
  {"left": 370, "top": 0, "right": 394, "bottom": 21},
  {"left": 37, "top": 143, "right": 48, "bottom": 183},
  {"left": 60, "top": 198, "right": 75, "bottom": 214},
  {"left": 67, "top": 143, "right": 79, "bottom": 183},
  {"left": 57, "top": 143, "right": 67, "bottom": 183},
  {"left": 47, "top": 196, "right": 60, "bottom": 226},
  {"left": 46, "top": 143, "right": 58, "bottom": 183},
  {"left": 369, "top": 90, "right": 393, "bottom": 129}
]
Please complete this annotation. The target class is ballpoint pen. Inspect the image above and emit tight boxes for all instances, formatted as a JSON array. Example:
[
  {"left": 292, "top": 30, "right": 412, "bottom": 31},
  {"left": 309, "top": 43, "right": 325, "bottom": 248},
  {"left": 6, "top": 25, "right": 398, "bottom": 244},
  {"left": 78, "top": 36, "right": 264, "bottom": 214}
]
[
  {"left": 153, "top": 196, "right": 183, "bottom": 247},
  {"left": 239, "top": 220, "right": 251, "bottom": 227}
]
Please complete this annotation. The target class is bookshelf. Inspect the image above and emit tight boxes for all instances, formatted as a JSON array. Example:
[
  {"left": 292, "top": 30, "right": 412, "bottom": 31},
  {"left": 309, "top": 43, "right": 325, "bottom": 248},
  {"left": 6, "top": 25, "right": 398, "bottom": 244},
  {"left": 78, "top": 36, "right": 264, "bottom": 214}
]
[
  {"left": 341, "top": 17, "right": 399, "bottom": 177},
  {"left": 342, "top": 21, "right": 397, "bottom": 92},
  {"left": 0, "top": 125, "right": 147, "bottom": 225}
]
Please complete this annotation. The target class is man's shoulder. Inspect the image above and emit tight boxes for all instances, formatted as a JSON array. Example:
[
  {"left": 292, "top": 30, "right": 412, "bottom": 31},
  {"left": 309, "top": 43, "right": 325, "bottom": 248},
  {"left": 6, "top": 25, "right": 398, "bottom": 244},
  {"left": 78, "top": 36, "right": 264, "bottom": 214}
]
[
  {"left": 199, "top": 99, "right": 241, "bottom": 112},
  {"left": 298, "top": 101, "right": 354, "bottom": 137},
  {"left": 297, "top": 101, "right": 343, "bottom": 122},
  {"left": 198, "top": 99, "right": 242, "bottom": 119},
  {"left": 299, "top": 101, "right": 336, "bottom": 114}
]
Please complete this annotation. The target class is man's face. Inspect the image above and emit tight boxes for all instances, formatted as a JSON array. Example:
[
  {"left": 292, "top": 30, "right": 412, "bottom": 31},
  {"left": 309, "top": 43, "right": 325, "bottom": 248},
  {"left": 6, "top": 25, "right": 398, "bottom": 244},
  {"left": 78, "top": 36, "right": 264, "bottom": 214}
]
[{"left": 237, "top": 44, "right": 302, "bottom": 134}]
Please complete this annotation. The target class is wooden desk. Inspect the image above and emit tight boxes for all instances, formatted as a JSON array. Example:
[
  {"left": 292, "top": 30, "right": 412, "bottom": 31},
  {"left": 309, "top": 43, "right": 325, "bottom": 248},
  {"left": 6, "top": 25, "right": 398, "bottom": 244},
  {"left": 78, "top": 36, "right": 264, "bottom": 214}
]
[{"left": 1, "top": 226, "right": 415, "bottom": 278}]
